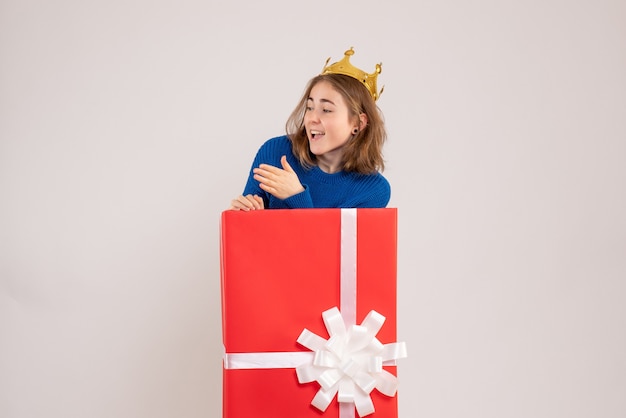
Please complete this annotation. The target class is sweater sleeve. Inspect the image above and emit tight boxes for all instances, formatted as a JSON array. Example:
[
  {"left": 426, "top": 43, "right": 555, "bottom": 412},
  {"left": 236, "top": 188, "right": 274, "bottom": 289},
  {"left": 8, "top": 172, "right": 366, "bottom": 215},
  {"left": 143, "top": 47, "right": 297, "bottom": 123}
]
[
  {"left": 281, "top": 184, "right": 314, "bottom": 208},
  {"left": 241, "top": 136, "right": 299, "bottom": 209}
]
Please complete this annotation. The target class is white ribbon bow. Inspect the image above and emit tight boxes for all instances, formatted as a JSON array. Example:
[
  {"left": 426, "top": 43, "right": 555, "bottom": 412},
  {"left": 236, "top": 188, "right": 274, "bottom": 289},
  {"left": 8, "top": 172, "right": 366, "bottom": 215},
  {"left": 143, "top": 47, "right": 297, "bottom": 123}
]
[{"left": 296, "top": 306, "right": 408, "bottom": 417}]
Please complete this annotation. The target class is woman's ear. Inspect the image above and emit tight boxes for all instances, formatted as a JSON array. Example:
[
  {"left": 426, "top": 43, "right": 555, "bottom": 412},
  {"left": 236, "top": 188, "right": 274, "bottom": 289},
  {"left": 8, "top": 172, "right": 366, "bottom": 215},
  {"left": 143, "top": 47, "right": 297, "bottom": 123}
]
[{"left": 358, "top": 113, "right": 368, "bottom": 130}]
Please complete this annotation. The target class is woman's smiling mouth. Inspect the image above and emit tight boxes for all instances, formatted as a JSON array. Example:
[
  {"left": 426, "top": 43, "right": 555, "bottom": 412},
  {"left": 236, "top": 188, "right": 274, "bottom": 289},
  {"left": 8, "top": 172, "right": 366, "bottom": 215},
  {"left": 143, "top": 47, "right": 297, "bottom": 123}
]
[{"left": 310, "top": 130, "right": 325, "bottom": 140}]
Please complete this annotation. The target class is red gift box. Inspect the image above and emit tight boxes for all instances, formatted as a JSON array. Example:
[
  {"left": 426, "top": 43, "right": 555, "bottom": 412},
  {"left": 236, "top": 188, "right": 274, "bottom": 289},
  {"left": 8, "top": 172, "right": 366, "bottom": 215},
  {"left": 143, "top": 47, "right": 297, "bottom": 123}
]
[{"left": 220, "top": 208, "right": 403, "bottom": 418}]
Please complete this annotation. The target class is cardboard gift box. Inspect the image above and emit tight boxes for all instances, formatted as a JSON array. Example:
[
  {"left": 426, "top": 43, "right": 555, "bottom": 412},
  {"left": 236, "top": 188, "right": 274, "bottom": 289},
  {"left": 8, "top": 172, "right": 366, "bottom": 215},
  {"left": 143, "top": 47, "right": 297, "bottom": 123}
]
[{"left": 220, "top": 208, "right": 404, "bottom": 418}]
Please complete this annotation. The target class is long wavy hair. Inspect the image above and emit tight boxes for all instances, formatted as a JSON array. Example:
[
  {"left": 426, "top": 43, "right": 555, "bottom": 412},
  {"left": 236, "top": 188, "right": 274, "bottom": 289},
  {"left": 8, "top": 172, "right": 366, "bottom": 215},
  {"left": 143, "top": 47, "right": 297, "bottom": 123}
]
[{"left": 285, "top": 74, "right": 387, "bottom": 174}]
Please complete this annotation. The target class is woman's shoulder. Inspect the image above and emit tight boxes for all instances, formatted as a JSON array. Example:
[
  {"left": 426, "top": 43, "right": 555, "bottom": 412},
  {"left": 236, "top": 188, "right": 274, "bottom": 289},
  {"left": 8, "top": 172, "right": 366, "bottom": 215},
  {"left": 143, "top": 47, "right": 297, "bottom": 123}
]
[
  {"left": 367, "top": 171, "right": 390, "bottom": 191},
  {"left": 354, "top": 169, "right": 389, "bottom": 184},
  {"left": 337, "top": 171, "right": 390, "bottom": 208},
  {"left": 359, "top": 170, "right": 391, "bottom": 196},
  {"left": 335, "top": 170, "right": 390, "bottom": 195}
]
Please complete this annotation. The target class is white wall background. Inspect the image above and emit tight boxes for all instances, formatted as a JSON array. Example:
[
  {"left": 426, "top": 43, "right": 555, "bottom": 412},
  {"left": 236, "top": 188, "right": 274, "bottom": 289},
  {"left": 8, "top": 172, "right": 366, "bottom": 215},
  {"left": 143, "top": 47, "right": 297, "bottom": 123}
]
[{"left": 1, "top": 0, "right": 625, "bottom": 417}]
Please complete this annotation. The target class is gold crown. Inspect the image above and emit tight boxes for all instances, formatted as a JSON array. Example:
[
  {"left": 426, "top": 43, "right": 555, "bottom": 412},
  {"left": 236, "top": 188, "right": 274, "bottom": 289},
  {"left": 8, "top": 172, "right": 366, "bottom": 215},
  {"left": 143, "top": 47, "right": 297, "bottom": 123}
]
[{"left": 320, "top": 47, "right": 384, "bottom": 101}]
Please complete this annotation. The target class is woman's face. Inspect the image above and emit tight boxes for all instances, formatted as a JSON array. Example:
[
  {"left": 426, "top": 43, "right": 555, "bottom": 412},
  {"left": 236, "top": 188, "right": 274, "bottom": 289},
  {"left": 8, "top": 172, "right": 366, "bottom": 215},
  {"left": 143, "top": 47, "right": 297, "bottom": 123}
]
[{"left": 303, "top": 81, "right": 358, "bottom": 171}]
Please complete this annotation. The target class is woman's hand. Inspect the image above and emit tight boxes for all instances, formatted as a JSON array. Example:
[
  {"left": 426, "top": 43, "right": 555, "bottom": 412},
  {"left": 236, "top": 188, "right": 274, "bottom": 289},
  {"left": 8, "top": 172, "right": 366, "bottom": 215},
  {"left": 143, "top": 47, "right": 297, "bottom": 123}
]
[
  {"left": 253, "top": 155, "right": 304, "bottom": 200},
  {"left": 228, "top": 194, "right": 265, "bottom": 211}
]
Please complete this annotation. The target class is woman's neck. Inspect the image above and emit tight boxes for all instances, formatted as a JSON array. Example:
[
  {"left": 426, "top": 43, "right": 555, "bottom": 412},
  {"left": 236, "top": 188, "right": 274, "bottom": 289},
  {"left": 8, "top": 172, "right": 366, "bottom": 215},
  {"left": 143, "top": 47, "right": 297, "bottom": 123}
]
[{"left": 316, "top": 150, "right": 343, "bottom": 174}]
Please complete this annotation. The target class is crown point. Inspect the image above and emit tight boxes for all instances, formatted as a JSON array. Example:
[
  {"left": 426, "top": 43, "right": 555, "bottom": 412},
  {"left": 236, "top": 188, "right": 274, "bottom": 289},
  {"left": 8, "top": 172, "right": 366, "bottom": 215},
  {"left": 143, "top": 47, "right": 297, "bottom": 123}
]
[{"left": 320, "top": 47, "right": 383, "bottom": 101}]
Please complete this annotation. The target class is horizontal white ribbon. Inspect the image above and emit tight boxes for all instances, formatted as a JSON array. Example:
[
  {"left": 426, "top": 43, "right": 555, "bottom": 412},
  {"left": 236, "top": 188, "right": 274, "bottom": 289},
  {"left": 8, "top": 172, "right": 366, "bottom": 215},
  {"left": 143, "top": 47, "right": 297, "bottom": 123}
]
[
  {"left": 223, "top": 346, "right": 402, "bottom": 371},
  {"left": 224, "top": 351, "right": 314, "bottom": 369}
]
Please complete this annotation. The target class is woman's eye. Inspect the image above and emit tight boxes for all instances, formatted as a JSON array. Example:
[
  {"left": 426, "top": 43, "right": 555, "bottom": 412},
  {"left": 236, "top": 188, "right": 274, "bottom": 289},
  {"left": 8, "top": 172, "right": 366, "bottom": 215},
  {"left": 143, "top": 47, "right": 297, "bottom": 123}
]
[
  {"left": 305, "top": 106, "right": 313, "bottom": 111},
  {"left": 323, "top": 109, "right": 332, "bottom": 113}
]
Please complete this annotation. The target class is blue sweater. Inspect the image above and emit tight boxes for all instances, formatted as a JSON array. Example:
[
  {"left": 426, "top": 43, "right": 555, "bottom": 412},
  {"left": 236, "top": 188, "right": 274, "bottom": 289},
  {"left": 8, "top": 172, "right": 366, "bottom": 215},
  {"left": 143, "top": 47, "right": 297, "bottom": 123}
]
[{"left": 242, "top": 135, "right": 391, "bottom": 208}]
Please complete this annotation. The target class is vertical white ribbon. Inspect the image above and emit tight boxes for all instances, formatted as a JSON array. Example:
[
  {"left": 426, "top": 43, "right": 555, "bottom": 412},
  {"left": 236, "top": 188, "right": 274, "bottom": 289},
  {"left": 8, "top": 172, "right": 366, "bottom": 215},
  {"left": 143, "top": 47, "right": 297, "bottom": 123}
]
[
  {"left": 340, "top": 208, "right": 358, "bottom": 418},
  {"left": 340, "top": 402, "right": 356, "bottom": 418},
  {"left": 340, "top": 208, "right": 358, "bottom": 328}
]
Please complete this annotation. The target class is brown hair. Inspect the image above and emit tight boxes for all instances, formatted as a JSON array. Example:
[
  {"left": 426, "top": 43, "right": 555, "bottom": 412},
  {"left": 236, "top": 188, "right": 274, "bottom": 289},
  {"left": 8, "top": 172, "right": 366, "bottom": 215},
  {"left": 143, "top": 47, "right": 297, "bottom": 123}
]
[{"left": 285, "top": 74, "right": 387, "bottom": 174}]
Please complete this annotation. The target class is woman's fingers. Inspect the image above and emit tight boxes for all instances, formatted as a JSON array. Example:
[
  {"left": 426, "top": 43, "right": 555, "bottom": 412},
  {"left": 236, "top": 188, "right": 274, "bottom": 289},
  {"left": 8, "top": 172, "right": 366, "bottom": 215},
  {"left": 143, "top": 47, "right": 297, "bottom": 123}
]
[{"left": 228, "top": 194, "right": 264, "bottom": 211}]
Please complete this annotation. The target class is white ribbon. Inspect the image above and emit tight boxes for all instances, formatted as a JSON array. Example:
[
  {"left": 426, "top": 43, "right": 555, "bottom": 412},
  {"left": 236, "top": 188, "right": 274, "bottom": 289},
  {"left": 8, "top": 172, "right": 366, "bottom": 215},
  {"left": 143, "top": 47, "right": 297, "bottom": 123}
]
[
  {"left": 295, "top": 307, "right": 407, "bottom": 417},
  {"left": 224, "top": 351, "right": 314, "bottom": 369},
  {"left": 340, "top": 208, "right": 358, "bottom": 326},
  {"left": 223, "top": 208, "right": 407, "bottom": 417}
]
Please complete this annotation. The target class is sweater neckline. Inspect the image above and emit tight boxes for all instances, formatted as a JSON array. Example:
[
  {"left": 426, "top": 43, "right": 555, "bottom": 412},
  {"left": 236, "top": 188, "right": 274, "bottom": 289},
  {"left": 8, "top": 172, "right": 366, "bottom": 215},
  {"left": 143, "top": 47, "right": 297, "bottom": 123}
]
[{"left": 308, "top": 165, "right": 360, "bottom": 185}]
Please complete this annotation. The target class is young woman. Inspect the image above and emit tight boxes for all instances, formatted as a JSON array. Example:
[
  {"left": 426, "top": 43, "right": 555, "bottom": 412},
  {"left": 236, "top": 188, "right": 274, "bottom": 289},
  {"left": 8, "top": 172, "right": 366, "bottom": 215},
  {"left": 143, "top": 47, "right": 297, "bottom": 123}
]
[{"left": 229, "top": 48, "right": 390, "bottom": 210}]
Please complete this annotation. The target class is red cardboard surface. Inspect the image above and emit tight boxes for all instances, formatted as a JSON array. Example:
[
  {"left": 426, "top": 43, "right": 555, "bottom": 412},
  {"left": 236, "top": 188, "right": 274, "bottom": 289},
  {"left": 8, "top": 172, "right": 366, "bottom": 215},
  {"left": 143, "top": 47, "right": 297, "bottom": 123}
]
[{"left": 220, "top": 209, "right": 398, "bottom": 418}]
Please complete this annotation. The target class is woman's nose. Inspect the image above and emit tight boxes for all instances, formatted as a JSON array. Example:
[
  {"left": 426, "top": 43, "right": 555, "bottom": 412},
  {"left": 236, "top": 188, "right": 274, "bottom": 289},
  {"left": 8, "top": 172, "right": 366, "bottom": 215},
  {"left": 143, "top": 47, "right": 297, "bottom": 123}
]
[{"left": 307, "top": 109, "right": 321, "bottom": 122}]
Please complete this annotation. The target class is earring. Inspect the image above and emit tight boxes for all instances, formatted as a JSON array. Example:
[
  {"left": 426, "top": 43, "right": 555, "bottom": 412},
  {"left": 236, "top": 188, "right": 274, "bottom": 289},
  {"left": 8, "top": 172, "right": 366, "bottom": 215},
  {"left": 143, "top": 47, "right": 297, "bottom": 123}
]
[{"left": 352, "top": 128, "right": 359, "bottom": 135}]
